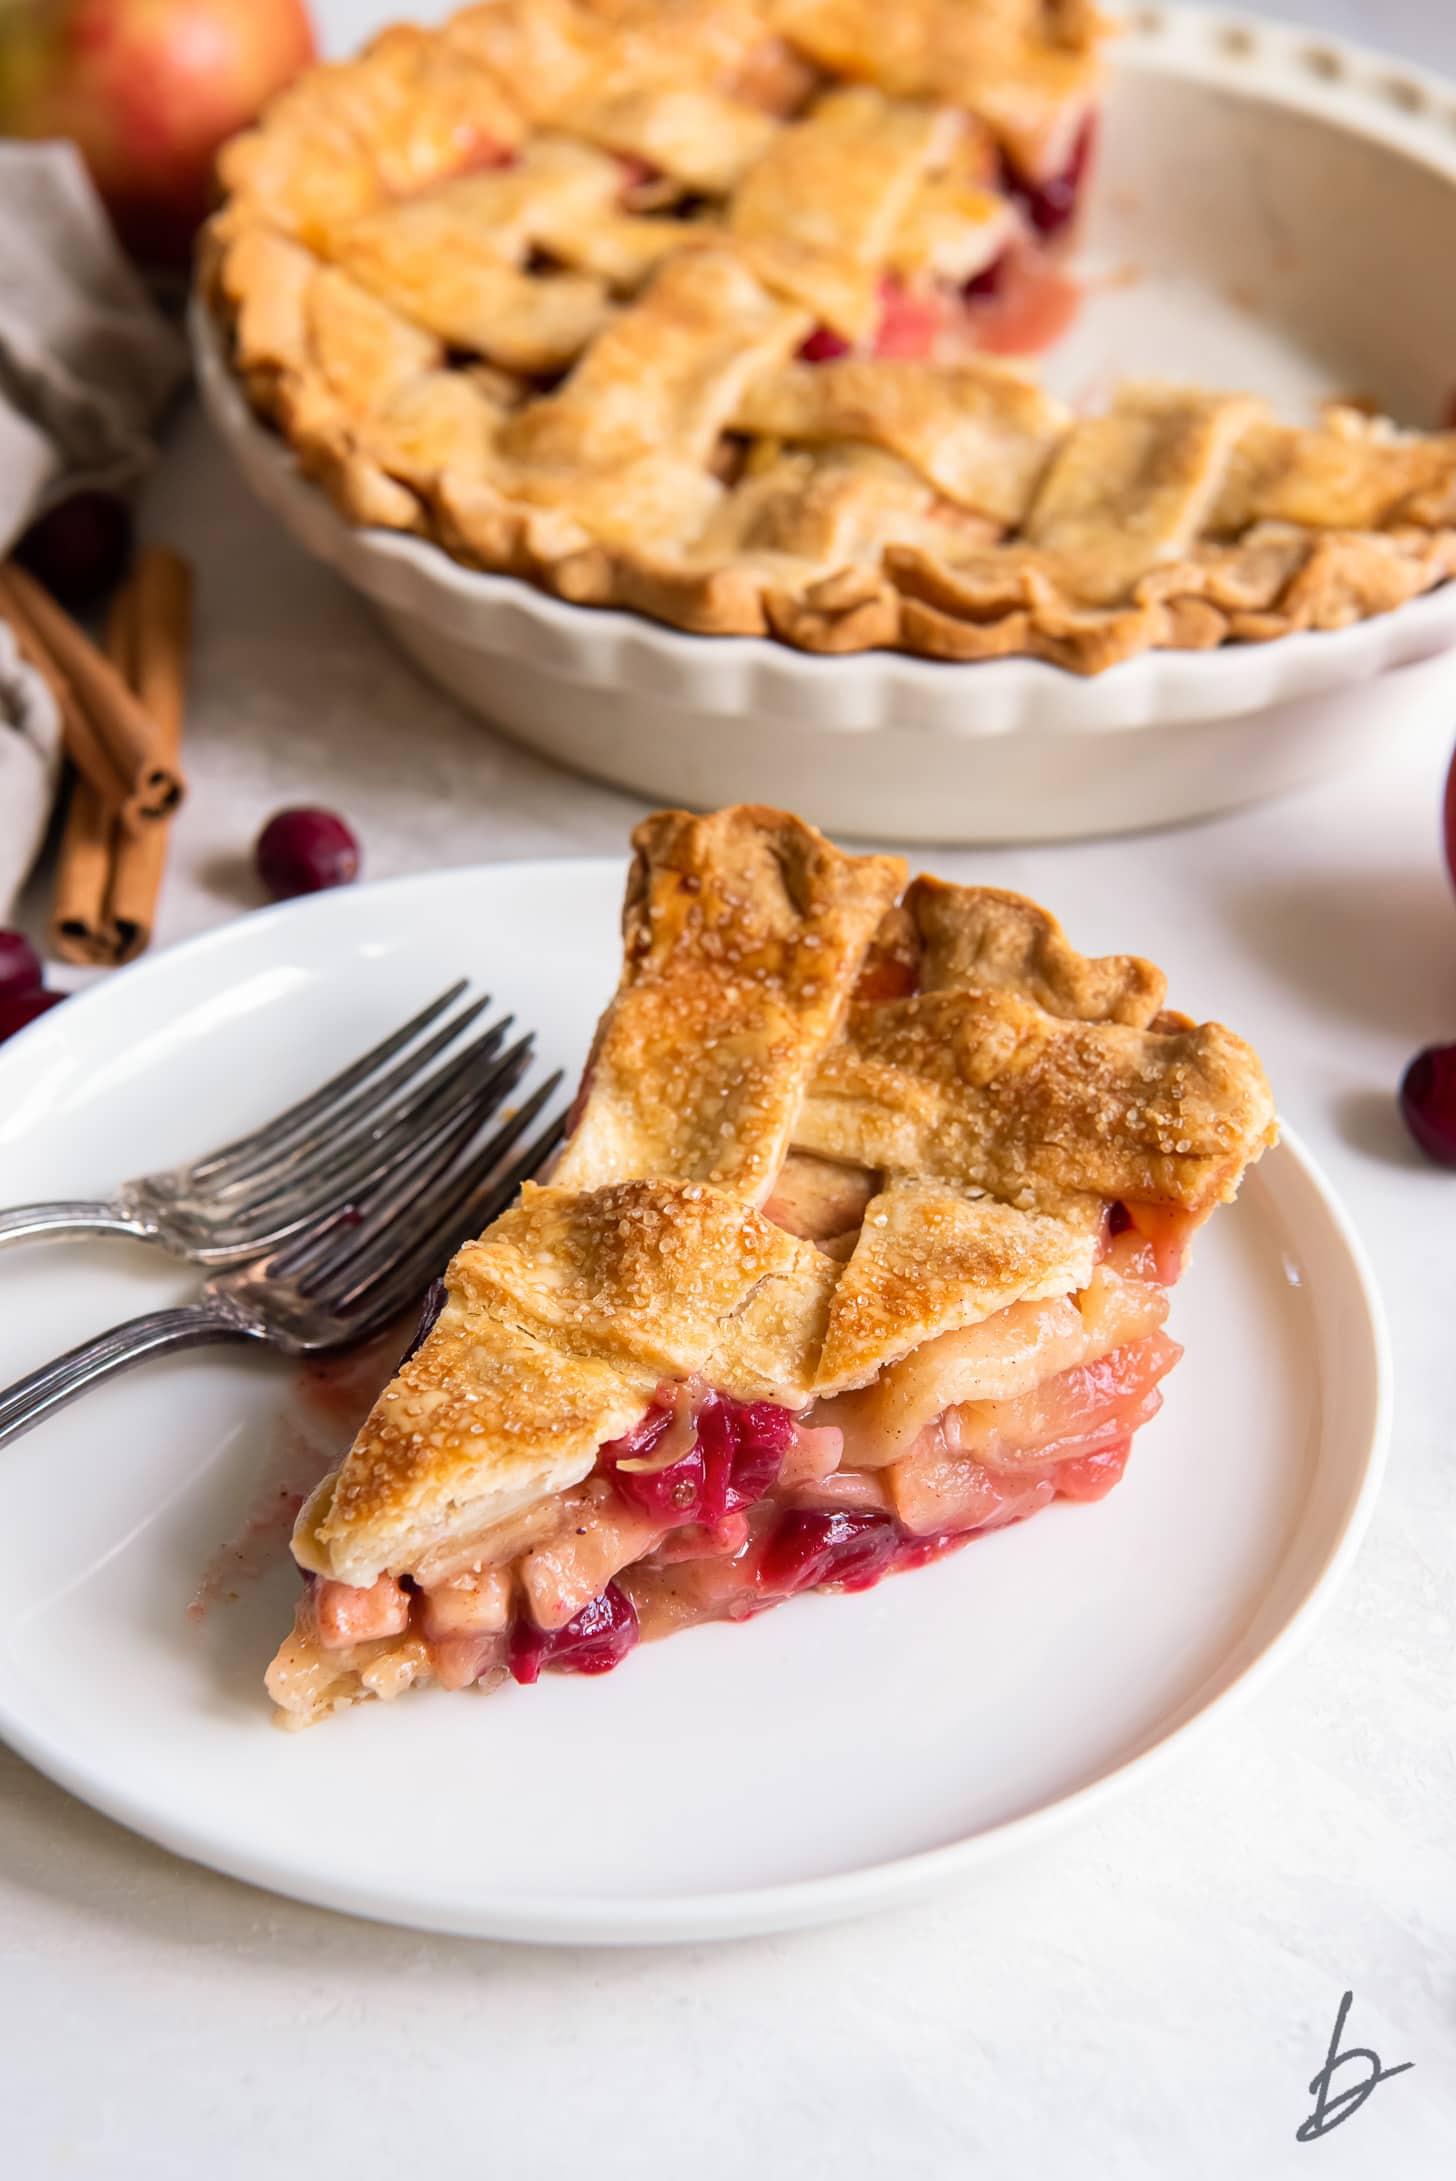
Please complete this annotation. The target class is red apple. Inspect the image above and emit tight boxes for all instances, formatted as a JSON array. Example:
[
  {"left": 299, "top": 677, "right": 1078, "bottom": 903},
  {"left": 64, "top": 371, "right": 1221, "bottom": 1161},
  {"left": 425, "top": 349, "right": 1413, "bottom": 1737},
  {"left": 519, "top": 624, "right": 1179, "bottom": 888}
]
[{"left": 0, "top": 0, "right": 315, "bottom": 266}]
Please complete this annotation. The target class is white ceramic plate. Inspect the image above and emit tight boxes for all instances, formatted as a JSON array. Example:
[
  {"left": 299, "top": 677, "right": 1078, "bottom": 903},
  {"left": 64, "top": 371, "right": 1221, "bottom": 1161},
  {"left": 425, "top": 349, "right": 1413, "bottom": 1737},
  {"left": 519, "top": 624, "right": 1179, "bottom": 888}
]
[
  {"left": 193, "top": 4, "right": 1456, "bottom": 840},
  {"left": 0, "top": 863, "right": 1389, "bottom": 1943}
]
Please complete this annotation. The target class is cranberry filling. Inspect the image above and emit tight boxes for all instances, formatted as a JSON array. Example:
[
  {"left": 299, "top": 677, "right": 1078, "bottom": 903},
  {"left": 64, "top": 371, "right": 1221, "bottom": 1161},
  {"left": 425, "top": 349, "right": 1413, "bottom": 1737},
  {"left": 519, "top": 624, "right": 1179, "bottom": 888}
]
[
  {"left": 613, "top": 151, "right": 664, "bottom": 202},
  {"left": 759, "top": 1508, "right": 901, "bottom": 1596},
  {"left": 871, "top": 276, "right": 941, "bottom": 359},
  {"left": 799, "top": 324, "right": 853, "bottom": 363},
  {"left": 800, "top": 276, "right": 943, "bottom": 366},
  {"left": 1002, "top": 116, "right": 1096, "bottom": 239},
  {"left": 601, "top": 1395, "right": 795, "bottom": 1528},
  {"left": 892, "top": 1526, "right": 982, "bottom": 1575},
  {"left": 457, "top": 133, "right": 517, "bottom": 174},
  {"left": 413, "top": 1328, "right": 1155, "bottom": 1691},
  {"left": 961, "top": 248, "right": 1011, "bottom": 302},
  {"left": 508, "top": 1581, "right": 640, "bottom": 1685}
]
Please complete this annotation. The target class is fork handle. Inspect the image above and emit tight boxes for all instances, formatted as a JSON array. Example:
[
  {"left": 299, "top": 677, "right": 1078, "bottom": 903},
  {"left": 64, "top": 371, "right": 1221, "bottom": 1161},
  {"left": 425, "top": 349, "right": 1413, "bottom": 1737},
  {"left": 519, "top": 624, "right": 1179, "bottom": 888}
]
[
  {"left": 0, "top": 1199, "right": 154, "bottom": 1249},
  {"left": 0, "top": 1302, "right": 249, "bottom": 1450}
]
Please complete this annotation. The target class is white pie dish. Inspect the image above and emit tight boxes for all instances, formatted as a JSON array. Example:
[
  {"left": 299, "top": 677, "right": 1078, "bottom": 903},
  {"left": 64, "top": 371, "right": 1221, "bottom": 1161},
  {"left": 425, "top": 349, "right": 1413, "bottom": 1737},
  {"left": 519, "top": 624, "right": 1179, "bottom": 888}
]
[
  {"left": 191, "top": 4, "right": 1456, "bottom": 841},
  {"left": 0, "top": 860, "right": 1389, "bottom": 1943}
]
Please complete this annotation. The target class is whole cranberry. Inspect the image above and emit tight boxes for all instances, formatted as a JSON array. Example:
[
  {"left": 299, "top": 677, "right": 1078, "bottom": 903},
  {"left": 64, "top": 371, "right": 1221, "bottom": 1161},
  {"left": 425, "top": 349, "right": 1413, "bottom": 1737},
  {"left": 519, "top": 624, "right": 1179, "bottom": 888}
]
[
  {"left": 0, "top": 930, "right": 43, "bottom": 1000},
  {"left": 962, "top": 249, "right": 1011, "bottom": 301},
  {"left": 1399, "top": 1043, "right": 1456, "bottom": 1166},
  {"left": 255, "top": 808, "right": 361, "bottom": 901},
  {"left": 1005, "top": 116, "right": 1097, "bottom": 238},
  {"left": 799, "top": 324, "right": 853, "bottom": 363},
  {"left": 721, "top": 1401, "right": 796, "bottom": 1509},
  {"left": 508, "top": 1583, "right": 640, "bottom": 1685},
  {"left": 16, "top": 491, "right": 134, "bottom": 608},
  {"left": 0, "top": 987, "right": 65, "bottom": 1047},
  {"left": 602, "top": 1396, "right": 795, "bottom": 1529},
  {"left": 760, "top": 1509, "right": 901, "bottom": 1597}
]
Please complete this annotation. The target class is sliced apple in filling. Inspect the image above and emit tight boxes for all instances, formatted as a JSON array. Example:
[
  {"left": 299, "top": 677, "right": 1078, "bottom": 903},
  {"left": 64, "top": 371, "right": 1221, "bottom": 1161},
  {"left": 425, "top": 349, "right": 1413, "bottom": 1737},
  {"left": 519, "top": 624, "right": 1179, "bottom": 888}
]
[{"left": 267, "top": 1243, "right": 1182, "bottom": 1723}]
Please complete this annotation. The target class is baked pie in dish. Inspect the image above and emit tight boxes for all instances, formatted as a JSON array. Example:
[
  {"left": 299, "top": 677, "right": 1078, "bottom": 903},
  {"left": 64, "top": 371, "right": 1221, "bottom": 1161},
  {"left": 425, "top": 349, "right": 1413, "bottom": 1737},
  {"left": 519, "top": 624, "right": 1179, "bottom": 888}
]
[
  {"left": 203, "top": 0, "right": 1456, "bottom": 673},
  {"left": 267, "top": 804, "right": 1277, "bottom": 1725}
]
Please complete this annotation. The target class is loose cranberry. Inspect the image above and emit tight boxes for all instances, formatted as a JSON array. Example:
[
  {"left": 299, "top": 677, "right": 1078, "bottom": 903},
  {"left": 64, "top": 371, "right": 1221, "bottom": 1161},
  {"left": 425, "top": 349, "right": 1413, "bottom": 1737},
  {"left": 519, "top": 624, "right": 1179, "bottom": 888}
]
[
  {"left": 1106, "top": 1201, "right": 1134, "bottom": 1238},
  {"left": 0, "top": 987, "right": 65, "bottom": 1046},
  {"left": 1004, "top": 116, "right": 1096, "bottom": 239},
  {"left": 760, "top": 1508, "right": 901, "bottom": 1596},
  {"left": 0, "top": 930, "right": 43, "bottom": 1000},
  {"left": 799, "top": 324, "right": 852, "bottom": 363},
  {"left": 255, "top": 808, "right": 361, "bottom": 901},
  {"left": 1442, "top": 742, "right": 1456, "bottom": 893},
  {"left": 15, "top": 490, "right": 134, "bottom": 608},
  {"left": 1399, "top": 1042, "right": 1456, "bottom": 1166},
  {"left": 508, "top": 1582, "right": 640, "bottom": 1685}
]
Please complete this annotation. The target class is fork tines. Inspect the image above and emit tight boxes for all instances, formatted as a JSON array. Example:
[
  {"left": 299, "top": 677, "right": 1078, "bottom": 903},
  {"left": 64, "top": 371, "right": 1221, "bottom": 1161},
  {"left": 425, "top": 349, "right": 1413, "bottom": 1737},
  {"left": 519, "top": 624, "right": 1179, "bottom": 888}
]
[
  {"left": 293, "top": 1075, "right": 570, "bottom": 1327},
  {"left": 172, "top": 985, "right": 531, "bottom": 1257}
]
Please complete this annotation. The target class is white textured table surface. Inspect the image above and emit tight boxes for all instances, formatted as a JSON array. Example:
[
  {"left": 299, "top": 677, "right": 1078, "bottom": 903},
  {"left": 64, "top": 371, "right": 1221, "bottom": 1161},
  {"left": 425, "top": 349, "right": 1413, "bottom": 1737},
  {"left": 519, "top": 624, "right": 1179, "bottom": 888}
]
[{"left": 6, "top": 4, "right": 1456, "bottom": 2176}]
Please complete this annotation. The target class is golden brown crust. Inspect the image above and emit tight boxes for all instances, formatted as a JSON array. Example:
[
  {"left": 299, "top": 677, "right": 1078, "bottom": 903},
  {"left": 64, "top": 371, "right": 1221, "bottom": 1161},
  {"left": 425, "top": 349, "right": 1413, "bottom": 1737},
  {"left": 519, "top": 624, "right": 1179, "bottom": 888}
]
[
  {"left": 555, "top": 805, "right": 905, "bottom": 1200},
  {"left": 208, "top": 3, "right": 1456, "bottom": 672},
  {"left": 296, "top": 804, "right": 1275, "bottom": 1599},
  {"left": 315, "top": 1304, "right": 647, "bottom": 1586},
  {"left": 905, "top": 875, "right": 1167, "bottom": 1025},
  {"left": 796, "top": 990, "right": 1277, "bottom": 1217},
  {"left": 812, "top": 1179, "right": 1104, "bottom": 1391},
  {"left": 309, "top": 1175, "right": 842, "bottom": 1584}
]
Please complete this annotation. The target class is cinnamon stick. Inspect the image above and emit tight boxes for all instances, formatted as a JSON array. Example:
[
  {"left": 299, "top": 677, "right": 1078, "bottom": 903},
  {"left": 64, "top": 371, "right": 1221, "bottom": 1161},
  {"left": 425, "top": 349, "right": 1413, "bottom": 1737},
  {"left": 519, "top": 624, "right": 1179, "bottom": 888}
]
[
  {"left": 106, "top": 549, "right": 191, "bottom": 963},
  {"left": 0, "top": 559, "right": 184, "bottom": 825},
  {"left": 50, "top": 548, "right": 193, "bottom": 967},
  {"left": 0, "top": 569, "right": 135, "bottom": 815}
]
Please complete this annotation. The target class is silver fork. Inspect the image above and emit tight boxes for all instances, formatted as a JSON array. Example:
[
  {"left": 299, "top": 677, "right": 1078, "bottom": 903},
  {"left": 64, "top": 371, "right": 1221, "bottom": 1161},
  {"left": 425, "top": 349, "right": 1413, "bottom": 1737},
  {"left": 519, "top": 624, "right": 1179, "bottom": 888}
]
[
  {"left": 0, "top": 982, "right": 525, "bottom": 1269},
  {"left": 0, "top": 1080, "right": 567, "bottom": 1449}
]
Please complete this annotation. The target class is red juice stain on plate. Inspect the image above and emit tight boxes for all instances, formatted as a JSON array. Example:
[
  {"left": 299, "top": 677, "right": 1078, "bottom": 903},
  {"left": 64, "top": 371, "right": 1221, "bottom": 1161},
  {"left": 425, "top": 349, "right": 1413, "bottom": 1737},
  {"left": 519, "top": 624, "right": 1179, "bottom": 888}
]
[
  {"left": 187, "top": 1420, "right": 323, "bottom": 1622},
  {"left": 296, "top": 1317, "right": 413, "bottom": 1433}
]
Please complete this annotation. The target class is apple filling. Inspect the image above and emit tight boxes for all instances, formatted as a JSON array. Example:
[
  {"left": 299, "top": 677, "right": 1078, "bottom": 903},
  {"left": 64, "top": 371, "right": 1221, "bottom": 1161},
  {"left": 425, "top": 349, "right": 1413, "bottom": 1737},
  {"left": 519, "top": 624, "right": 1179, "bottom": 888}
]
[
  {"left": 275, "top": 1199, "right": 1183, "bottom": 1717},
  {"left": 270, "top": 1048, "right": 1205, "bottom": 1724},
  {"left": 795, "top": 116, "right": 1096, "bottom": 366}
]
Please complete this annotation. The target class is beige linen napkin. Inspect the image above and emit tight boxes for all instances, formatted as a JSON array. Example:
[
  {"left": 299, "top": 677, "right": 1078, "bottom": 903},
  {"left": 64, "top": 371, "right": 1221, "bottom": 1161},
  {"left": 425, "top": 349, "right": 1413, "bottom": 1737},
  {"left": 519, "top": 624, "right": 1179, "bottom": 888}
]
[{"left": 0, "top": 140, "right": 187, "bottom": 917}]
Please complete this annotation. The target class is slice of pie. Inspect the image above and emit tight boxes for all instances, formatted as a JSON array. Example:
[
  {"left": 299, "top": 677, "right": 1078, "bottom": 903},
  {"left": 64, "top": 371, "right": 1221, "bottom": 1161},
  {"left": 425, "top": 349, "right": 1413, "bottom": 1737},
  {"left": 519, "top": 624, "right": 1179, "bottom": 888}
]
[{"left": 267, "top": 804, "right": 1276, "bottom": 1725}]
